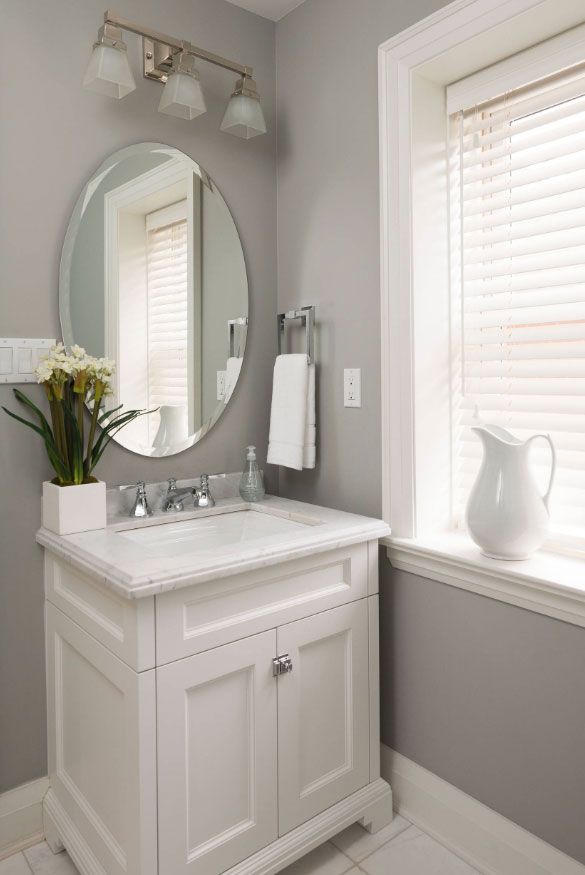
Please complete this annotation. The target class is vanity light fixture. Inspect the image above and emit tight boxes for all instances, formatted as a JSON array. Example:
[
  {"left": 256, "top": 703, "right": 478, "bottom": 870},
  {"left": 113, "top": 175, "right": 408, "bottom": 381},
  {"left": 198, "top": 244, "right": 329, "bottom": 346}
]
[
  {"left": 158, "top": 51, "right": 206, "bottom": 120},
  {"left": 83, "top": 11, "right": 267, "bottom": 137},
  {"left": 83, "top": 23, "right": 136, "bottom": 98},
  {"left": 221, "top": 75, "right": 267, "bottom": 139}
]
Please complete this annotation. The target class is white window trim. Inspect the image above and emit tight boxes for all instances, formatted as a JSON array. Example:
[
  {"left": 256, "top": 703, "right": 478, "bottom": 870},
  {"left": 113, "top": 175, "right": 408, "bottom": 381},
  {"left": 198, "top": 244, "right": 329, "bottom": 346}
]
[{"left": 378, "top": 0, "right": 585, "bottom": 625}]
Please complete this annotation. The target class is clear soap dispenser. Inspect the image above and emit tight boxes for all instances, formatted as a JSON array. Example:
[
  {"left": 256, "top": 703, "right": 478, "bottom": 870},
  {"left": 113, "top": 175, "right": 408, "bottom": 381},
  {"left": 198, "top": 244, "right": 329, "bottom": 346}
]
[{"left": 239, "top": 446, "right": 265, "bottom": 502}]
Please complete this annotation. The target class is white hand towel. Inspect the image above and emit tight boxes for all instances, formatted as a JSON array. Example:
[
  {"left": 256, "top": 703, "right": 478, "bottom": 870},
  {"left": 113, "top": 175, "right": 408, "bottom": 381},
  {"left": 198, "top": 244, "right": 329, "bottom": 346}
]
[
  {"left": 303, "top": 364, "right": 316, "bottom": 468},
  {"left": 267, "top": 354, "right": 309, "bottom": 470},
  {"left": 224, "top": 357, "right": 243, "bottom": 404}
]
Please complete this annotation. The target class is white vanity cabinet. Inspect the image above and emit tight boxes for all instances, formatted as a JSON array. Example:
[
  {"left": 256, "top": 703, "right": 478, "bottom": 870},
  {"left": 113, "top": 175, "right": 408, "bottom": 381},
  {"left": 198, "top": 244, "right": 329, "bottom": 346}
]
[{"left": 42, "top": 529, "right": 393, "bottom": 875}]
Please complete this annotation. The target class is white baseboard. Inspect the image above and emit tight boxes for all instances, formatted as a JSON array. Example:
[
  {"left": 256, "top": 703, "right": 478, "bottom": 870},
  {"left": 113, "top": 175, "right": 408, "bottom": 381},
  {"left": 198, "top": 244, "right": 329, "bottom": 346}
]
[
  {"left": 0, "top": 776, "right": 49, "bottom": 861},
  {"left": 381, "top": 745, "right": 584, "bottom": 875},
  {"left": 5, "top": 758, "right": 584, "bottom": 874}
]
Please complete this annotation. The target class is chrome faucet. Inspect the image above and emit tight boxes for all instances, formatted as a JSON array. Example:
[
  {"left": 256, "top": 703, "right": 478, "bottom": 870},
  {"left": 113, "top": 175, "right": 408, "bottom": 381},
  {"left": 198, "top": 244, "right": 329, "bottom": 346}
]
[
  {"left": 162, "top": 478, "right": 195, "bottom": 512},
  {"left": 122, "top": 481, "right": 152, "bottom": 518},
  {"left": 194, "top": 474, "right": 215, "bottom": 508}
]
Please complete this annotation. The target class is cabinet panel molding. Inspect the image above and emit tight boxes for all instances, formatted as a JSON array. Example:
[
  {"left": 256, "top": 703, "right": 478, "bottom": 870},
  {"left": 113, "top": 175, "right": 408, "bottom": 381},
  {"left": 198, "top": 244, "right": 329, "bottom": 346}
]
[
  {"left": 157, "top": 631, "right": 278, "bottom": 875},
  {"left": 156, "top": 545, "right": 369, "bottom": 664},
  {"left": 45, "top": 555, "right": 155, "bottom": 671}
]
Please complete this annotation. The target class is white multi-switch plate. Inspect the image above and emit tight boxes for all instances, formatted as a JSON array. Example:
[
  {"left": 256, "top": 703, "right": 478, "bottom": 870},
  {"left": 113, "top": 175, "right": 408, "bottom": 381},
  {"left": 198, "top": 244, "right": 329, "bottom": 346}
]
[
  {"left": 0, "top": 338, "right": 56, "bottom": 384},
  {"left": 344, "top": 368, "right": 361, "bottom": 407},
  {"left": 217, "top": 370, "right": 226, "bottom": 401}
]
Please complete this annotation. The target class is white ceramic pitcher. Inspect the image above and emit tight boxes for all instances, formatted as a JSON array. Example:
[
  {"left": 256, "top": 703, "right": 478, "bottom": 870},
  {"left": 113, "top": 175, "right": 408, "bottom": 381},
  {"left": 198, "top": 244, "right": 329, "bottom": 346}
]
[{"left": 465, "top": 425, "right": 556, "bottom": 560}]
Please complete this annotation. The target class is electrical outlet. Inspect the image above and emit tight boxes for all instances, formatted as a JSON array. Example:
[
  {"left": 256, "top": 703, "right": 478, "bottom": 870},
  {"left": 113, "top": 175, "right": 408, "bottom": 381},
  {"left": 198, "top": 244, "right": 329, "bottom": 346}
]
[
  {"left": 217, "top": 370, "right": 226, "bottom": 401},
  {"left": 344, "top": 368, "right": 361, "bottom": 407}
]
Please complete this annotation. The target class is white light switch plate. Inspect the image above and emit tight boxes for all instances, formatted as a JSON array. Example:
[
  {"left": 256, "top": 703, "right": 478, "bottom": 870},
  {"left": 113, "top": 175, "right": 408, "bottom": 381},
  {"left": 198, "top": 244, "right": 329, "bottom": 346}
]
[
  {"left": 217, "top": 370, "right": 226, "bottom": 401},
  {"left": 0, "top": 338, "right": 55, "bottom": 384},
  {"left": 344, "top": 368, "right": 361, "bottom": 407}
]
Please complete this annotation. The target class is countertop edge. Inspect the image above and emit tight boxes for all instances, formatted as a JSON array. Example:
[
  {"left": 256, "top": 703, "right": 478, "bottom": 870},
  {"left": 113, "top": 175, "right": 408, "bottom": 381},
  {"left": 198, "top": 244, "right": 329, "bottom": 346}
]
[{"left": 37, "top": 517, "right": 390, "bottom": 600}]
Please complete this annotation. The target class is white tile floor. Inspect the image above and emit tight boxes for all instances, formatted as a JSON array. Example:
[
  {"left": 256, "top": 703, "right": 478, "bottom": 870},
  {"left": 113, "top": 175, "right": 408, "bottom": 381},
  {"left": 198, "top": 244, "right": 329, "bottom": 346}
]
[{"left": 0, "top": 816, "right": 480, "bottom": 875}]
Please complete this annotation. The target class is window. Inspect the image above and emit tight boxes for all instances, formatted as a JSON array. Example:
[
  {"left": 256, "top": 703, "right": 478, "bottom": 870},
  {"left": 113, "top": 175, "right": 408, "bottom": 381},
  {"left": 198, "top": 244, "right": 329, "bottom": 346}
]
[
  {"left": 380, "top": 0, "right": 585, "bottom": 621},
  {"left": 145, "top": 201, "right": 189, "bottom": 444},
  {"left": 449, "top": 63, "right": 585, "bottom": 551}
]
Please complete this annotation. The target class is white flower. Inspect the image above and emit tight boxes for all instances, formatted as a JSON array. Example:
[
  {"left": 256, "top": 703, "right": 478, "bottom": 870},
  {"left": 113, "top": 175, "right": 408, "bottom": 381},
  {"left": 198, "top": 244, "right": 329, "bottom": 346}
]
[
  {"left": 87, "top": 356, "right": 116, "bottom": 385},
  {"left": 34, "top": 344, "right": 118, "bottom": 388},
  {"left": 35, "top": 360, "right": 54, "bottom": 383}
]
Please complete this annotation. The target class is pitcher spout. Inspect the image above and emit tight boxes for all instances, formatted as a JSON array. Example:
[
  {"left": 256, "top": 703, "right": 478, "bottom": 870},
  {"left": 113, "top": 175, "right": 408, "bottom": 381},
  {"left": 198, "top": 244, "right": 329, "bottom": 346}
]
[{"left": 471, "top": 424, "right": 522, "bottom": 448}]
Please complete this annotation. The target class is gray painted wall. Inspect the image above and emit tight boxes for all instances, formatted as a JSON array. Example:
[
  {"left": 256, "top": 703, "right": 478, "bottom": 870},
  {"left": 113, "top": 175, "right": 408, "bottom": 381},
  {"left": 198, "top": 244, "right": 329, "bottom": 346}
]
[
  {"left": 0, "top": 0, "right": 276, "bottom": 793},
  {"left": 381, "top": 564, "right": 585, "bottom": 865},
  {"left": 275, "top": 0, "right": 585, "bottom": 865}
]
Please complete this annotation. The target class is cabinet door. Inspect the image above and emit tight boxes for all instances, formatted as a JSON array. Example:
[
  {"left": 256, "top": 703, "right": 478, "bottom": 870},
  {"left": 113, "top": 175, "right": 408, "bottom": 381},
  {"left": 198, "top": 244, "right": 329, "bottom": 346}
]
[
  {"left": 157, "top": 630, "right": 278, "bottom": 875},
  {"left": 277, "top": 600, "right": 370, "bottom": 835}
]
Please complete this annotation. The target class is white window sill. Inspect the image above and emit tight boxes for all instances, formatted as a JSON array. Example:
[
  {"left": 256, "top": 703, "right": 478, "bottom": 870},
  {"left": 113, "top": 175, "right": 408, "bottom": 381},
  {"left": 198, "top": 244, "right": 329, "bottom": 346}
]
[{"left": 383, "top": 532, "right": 585, "bottom": 627}]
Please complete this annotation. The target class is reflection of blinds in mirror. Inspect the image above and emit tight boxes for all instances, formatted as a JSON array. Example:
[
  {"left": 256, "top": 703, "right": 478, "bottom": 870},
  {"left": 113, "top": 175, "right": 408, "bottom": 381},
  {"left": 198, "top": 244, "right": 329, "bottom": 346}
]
[
  {"left": 146, "top": 201, "right": 189, "bottom": 444},
  {"left": 450, "top": 63, "right": 585, "bottom": 549}
]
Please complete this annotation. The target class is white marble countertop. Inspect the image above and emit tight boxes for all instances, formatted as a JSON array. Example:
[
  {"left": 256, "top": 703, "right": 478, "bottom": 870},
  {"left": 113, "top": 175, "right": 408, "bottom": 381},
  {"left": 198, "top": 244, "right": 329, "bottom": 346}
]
[{"left": 37, "top": 495, "right": 390, "bottom": 599}]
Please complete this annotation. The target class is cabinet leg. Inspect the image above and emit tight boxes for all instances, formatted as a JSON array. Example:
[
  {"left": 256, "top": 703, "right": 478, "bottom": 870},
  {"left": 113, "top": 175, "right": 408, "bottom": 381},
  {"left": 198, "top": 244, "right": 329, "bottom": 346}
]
[
  {"left": 43, "top": 805, "right": 64, "bottom": 854},
  {"left": 359, "top": 788, "right": 394, "bottom": 834}
]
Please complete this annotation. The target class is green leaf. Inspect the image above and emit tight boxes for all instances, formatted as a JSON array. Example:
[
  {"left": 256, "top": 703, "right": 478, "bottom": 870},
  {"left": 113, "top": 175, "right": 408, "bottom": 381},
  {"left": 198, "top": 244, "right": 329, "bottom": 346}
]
[
  {"left": 12, "top": 388, "right": 54, "bottom": 434},
  {"left": 89, "top": 407, "right": 155, "bottom": 472},
  {"left": 2, "top": 406, "right": 49, "bottom": 440},
  {"left": 89, "top": 411, "right": 144, "bottom": 470},
  {"left": 2, "top": 406, "right": 69, "bottom": 482},
  {"left": 98, "top": 403, "right": 124, "bottom": 423}
]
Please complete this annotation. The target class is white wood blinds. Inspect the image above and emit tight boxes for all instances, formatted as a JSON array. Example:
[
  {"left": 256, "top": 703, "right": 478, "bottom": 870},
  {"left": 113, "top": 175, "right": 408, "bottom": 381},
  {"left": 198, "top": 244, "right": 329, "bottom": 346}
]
[
  {"left": 145, "top": 200, "right": 189, "bottom": 443},
  {"left": 450, "top": 62, "right": 585, "bottom": 548}
]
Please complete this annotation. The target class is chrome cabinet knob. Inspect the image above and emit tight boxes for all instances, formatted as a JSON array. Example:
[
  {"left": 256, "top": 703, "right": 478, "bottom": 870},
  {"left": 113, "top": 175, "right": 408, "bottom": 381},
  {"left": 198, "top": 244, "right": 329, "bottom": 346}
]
[{"left": 272, "top": 654, "right": 293, "bottom": 676}]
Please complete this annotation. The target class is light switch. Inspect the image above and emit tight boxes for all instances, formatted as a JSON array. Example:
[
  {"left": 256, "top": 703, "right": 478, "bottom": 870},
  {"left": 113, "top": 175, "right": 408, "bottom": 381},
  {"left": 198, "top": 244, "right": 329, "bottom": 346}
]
[
  {"left": 18, "top": 347, "right": 33, "bottom": 373},
  {"left": 0, "top": 347, "right": 13, "bottom": 375},
  {"left": 0, "top": 338, "right": 55, "bottom": 383}
]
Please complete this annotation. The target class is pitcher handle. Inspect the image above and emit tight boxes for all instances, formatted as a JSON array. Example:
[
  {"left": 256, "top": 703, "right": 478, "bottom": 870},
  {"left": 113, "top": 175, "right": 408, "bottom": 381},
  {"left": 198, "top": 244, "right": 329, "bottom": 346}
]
[{"left": 528, "top": 434, "right": 556, "bottom": 509}]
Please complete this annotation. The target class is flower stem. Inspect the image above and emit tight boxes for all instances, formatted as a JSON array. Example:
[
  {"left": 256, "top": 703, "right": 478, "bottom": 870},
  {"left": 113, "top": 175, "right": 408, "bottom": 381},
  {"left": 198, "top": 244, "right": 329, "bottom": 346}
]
[
  {"left": 85, "top": 400, "right": 100, "bottom": 478},
  {"left": 49, "top": 398, "right": 65, "bottom": 479},
  {"left": 77, "top": 393, "right": 84, "bottom": 459},
  {"left": 57, "top": 401, "right": 70, "bottom": 477}
]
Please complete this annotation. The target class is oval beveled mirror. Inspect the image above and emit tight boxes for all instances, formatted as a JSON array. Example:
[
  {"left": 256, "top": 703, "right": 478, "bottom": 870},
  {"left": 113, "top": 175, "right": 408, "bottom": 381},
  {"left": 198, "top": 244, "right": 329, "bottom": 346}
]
[{"left": 60, "top": 143, "right": 248, "bottom": 457}]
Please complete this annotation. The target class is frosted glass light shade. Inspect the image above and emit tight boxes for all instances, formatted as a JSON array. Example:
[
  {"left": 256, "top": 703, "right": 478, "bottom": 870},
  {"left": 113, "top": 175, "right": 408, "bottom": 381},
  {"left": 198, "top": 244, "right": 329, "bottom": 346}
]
[
  {"left": 220, "top": 94, "right": 267, "bottom": 139},
  {"left": 83, "top": 43, "right": 136, "bottom": 99},
  {"left": 158, "top": 71, "right": 207, "bottom": 119}
]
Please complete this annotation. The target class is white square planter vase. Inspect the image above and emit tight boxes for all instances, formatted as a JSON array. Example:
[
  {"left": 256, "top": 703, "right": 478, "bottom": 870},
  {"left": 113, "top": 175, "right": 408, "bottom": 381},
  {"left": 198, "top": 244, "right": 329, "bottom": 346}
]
[{"left": 42, "top": 480, "right": 107, "bottom": 535}]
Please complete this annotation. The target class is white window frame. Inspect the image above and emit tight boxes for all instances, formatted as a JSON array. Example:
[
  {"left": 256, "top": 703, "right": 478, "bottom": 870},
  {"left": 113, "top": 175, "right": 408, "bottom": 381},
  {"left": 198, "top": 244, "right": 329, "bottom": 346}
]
[
  {"left": 379, "top": 0, "right": 585, "bottom": 627},
  {"left": 103, "top": 159, "right": 203, "bottom": 451}
]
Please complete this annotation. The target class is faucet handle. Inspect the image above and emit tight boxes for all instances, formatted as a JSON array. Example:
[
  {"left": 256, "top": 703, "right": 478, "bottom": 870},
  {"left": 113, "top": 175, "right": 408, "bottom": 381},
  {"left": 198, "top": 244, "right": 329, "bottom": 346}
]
[
  {"left": 120, "top": 481, "right": 152, "bottom": 518},
  {"left": 167, "top": 478, "right": 177, "bottom": 492},
  {"left": 194, "top": 474, "right": 215, "bottom": 509}
]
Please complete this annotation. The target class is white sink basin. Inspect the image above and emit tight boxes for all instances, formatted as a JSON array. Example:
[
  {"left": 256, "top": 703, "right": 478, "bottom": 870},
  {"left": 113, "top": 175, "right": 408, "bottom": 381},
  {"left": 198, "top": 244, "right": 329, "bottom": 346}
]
[{"left": 117, "top": 509, "right": 314, "bottom": 557}]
